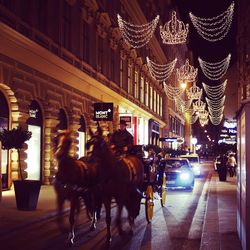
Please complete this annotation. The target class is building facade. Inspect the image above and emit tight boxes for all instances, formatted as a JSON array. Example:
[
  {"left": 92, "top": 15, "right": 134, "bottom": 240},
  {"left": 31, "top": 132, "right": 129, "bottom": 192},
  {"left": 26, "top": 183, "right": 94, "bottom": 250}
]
[
  {"left": 0, "top": 0, "right": 189, "bottom": 190},
  {"left": 236, "top": 0, "right": 250, "bottom": 249}
]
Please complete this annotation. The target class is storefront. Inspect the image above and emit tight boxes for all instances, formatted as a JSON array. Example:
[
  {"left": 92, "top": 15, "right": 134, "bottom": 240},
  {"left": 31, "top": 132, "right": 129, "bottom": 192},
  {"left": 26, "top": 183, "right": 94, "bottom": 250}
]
[
  {"left": 148, "top": 119, "right": 160, "bottom": 145},
  {"left": 26, "top": 100, "right": 43, "bottom": 181},
  {"left": 0, "top": 90, "right": 9, "bottom": 189}
]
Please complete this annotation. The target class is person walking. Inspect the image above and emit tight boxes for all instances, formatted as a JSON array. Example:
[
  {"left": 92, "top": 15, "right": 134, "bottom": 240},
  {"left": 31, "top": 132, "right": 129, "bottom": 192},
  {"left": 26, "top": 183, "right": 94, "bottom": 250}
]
[
  {"left": 110, "top": 120, "right": 134, "bottom": 155},
  {"left": 227, "top": 153, "right": 237, "bottom": 177}
]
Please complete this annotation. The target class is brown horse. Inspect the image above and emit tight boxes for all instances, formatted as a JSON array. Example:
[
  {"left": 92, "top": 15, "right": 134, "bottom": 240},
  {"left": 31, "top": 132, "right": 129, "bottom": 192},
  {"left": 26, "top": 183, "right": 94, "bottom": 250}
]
[
  {"left": 54, "top": 130, "right": 101, "bottom": 246},
  {"left": 86, "top": 125, "right": 144, "bottom": 243}
]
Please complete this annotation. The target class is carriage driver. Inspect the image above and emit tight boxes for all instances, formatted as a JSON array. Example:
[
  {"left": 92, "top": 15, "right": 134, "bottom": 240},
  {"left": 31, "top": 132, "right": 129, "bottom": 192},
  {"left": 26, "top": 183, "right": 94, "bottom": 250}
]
[{"left": 110, "top": 120, "right": 134, "bottom": 155}]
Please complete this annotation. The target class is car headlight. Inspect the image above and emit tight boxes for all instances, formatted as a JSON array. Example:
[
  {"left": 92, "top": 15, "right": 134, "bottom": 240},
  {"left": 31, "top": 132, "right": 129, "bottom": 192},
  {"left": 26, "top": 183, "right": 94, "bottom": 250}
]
[{"left": 180, "top": 172, "right": 191, "bottom": 181}]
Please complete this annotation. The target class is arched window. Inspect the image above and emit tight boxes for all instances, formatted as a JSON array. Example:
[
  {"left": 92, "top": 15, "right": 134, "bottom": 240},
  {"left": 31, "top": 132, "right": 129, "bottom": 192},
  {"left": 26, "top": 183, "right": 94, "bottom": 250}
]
[{"left": 57, "top": 108, "right": 68, "bottom": 130}]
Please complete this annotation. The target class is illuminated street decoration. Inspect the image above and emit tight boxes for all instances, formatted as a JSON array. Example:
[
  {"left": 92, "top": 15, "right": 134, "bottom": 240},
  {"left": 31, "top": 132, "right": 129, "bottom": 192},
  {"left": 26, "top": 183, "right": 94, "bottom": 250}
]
[
  {"left": 186, "top": 82, "right": 203, "bottom": 100},
  {"left": 198, "top": 54, "right": 231, "bottom": 80},
  {"left": 202, "top": 80, "right": 227, "bottom": 98},
  {"left": 206, "top": 95, "right": 225, "bottom": 109},
  {"left": 209, "top": 114, "right": 224, "bottom": 125},
  {"left": 198, "top": 109, "right": 209, "bottom": 120},
  {"left": 117, "top": 14, "right": 159, "bottom": 48},
  {"left": 146, "top": 57, "right": 177, "bottom": 82},
  {"left": 174, "top": 96, "right": 192, "bottom": 113},
  {"left": 199, "top": 117, "right": 209, "bottom": 126},
  {"left": 176, "top": 59, "right": 198, "bottom": 83},
  {"left": 163, "top": 82, "right": 185, "bottom": 100},
  {"left": 160, "top": 11, "right": 189, "bottom": 44},
  {"left": 193, "top": 99, "right": 206, "bottom": 113},
  {"left": 189, "top": 2, "right": 234, "bottom": 42}
]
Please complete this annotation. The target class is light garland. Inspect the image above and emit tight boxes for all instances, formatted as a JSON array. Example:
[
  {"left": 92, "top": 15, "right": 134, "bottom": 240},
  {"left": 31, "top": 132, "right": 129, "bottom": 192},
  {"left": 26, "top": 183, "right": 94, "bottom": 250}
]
[
  {"left": 198, "top": 54, "right": 231, "bottom": 80},
  {"left": 160, "top": 11, "right": 189, "bottom": 44},
  {"left": 176, "top": 59, "right": 198, "bottom": 83},
  {"left": 206, "top": 96, "right": 225, "bottom": 109},
  {"left": 186, "top": 82, "right": 203, "bottom": 100},
  {"left": 209, "top": 114, "right": 224, "bottom": 125},
  {"left": 163, "top": 82, "right": 185, "bottom": 100},
  {"left": 146, "top": 57, "right": 177, "bottom": 82},
  {"left": 208, "top": 106, "right": 225, "bottom": 115},
  {"left": 202, "top": 80, "right": 227, "bottom": 99},
  {"left": 189, "top": 2, "right": 234, "bottom": 42},
  {"left": 174, "top": 96, "right": 192, "bottom": 113},
  {"left": 198, "top": 110, "right": 209, "bottom": 120},
  {"left": 199, "top": 117, "right": 209, "bottom": 126},
  {"left": 117, "top": 14, "right": 159, "bottom": 48}
]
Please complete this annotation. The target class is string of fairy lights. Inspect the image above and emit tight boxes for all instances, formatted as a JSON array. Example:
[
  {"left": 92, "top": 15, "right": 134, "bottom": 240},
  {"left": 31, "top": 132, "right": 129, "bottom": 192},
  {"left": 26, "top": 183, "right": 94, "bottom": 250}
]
[{"left": 116, "top": 1, "right": 235, "bottom": 126}]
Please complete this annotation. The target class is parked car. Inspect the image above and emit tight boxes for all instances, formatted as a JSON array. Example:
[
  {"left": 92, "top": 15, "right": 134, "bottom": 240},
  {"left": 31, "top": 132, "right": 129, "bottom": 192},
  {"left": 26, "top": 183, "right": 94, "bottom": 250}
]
[
  {"left": 179, "top": 154, "right": 201, "bottom": 176},
  {"left": 159, "top": 158, "right": 195, "bottom": 190}
]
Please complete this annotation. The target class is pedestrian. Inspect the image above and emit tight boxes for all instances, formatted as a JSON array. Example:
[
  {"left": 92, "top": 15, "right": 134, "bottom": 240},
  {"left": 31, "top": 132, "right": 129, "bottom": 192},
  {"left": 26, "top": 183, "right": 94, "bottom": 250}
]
[
  {"left": 227, "top": 153, "right": 237, "bottom": 177},
  {"left": 110, "top": 120, "right": 134, "bottom": 155}
]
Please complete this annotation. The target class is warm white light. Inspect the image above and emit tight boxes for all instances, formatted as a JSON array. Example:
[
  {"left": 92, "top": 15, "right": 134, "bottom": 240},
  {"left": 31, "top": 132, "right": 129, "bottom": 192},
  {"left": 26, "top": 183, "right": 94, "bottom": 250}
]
[
  {"left": 176, "top": 59, "right": 198, "bottom": 83},
  {"left": 202, "top": 80, "right": 227, "bottom": 99},
  {"left": 117, "top": 14, "right": 159, "bottom": 48},
  {"left": 189, "top": 2, "right": 234, "bottom": 42},
  {"left": 160, "top": 11, "right": 189, "bottom": 44}
]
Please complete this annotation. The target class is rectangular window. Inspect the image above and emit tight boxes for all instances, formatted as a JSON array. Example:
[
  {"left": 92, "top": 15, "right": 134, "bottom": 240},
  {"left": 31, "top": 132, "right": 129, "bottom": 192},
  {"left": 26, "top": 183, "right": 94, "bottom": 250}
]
[
  {"left": 62, "top": 1, "right": 71, "bottom": 51},
  {"left": 128, "top": 64, "right": 132, "bottom": 94},
  {"left": 154, "top": 90, "right": 157, "bottom": 112},
  {"left": 134, "top": 71, "right": 138, "bottom": 98},
  {"left": 140, "top": 76, "right": 144, "bottom": 103},
  {"left": 98, "top": 36, "right": 104, "bottom": 73},
  {"left": 82, "top": 20, "right": 89, "bottom": 63},
  {"left": 160, "top": 96, "right": 162, "bottom": 117},
  {"left": 145, "top": 80, "right": 149, "bottom": 106},
  {"left": 150, "top": 85, "right": 153, "bottom": 110},
  {"left": 120, "top": 56, "right": 123, "bottom": 88},
  {"left": 157, "top": 93, "right": 160, "bottom": 115}
]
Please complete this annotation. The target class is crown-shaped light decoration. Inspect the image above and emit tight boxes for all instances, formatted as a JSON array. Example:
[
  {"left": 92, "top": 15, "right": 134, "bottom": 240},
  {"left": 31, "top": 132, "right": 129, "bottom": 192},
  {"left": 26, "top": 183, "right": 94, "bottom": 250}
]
[
  {"left": 186, "top": 82, "right": 203, "bottom": 100},
  {"left": 176, "top": 59, "right": 198, "bottom": 83},
  {"left": 160, "top": 11, "right": 189, "bottom": 44},
  {"left": 193, "top": 99, "right": 206, "bottom": 113}
]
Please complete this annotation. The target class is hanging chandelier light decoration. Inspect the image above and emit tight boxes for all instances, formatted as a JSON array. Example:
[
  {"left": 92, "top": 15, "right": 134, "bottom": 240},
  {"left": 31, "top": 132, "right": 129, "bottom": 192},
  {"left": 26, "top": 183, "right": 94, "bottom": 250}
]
[
  {"left": 199, "top": 117, "right": 209, "bottom": 126},
  {"left": 186, "top": 81, "right": 203, "bottom": 100},
  {"left": 117, "top": 14, "right": 159, "bottom": 48},
  {"left": 163, "top": 82, "right": 185, "bottom": 100},
  {"left": 202, "top": 80, "right": 227, "bottom": 99},
  {"left": 176, "top": 59, "right": 198, "bottom": 83},
  {"left": 198, "top": 109, "right": 209, "bottom": 120},
  {"left": 174, "top": 96, "right": 192, "bottom": 113},
  {"left": 146, "top": 57, "right": 177, "bottom": 82},
  {"left": 160, "top": 11, "right": 189, "bottom": 45},
  {"left": 193, "top": 99, "right": 206, "bottom": 113},
  {"left": 189, "top": 2, "right": 235, "bottom": 42},
  {"left": 198, "top": 54, "right": 231, "bottom": 80}
]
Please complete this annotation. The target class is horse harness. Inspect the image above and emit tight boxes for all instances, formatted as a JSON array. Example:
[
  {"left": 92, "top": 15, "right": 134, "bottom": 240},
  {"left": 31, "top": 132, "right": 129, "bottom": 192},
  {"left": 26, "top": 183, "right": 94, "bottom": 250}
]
[{"left": 121, "top": 157, "right": 138, "bottom": 182}]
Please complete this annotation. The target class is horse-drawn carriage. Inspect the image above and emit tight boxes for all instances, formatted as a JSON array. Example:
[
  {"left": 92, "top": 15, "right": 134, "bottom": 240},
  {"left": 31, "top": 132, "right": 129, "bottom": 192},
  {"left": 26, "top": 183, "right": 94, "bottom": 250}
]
[{"left": 53, "top": 128, "right": 167, "bottom": 246}]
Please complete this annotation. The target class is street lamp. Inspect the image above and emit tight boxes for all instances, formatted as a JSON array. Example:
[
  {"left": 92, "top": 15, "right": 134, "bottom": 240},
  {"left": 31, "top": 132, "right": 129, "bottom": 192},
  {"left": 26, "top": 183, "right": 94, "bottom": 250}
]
[{"left": 191, "top": 137, "right": 198, "bottom": 154}]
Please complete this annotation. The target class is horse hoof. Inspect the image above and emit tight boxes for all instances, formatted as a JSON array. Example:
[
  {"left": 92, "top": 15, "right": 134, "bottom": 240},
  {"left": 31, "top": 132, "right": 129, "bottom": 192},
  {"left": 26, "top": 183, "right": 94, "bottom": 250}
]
[
  {"left": 66, "top": 239, "right": 74, "bottom": 247},
  {"left": 89, "top": 224, "right": 96, "bottom": 231}
]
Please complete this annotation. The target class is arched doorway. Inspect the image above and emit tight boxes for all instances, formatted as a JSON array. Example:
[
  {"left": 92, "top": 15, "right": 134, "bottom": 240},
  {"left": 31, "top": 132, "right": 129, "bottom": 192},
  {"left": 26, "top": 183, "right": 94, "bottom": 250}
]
[
  {"left": 56, "top": 108, "right": 68, "bottom": 130},
  {"left": 78, "top": 115, "right": 86, "bottom": 158},
  {"left": 26, "top": 100, "right": 43, "bottom": 180},
  {"left": 0, "top": 91, "right": 9, "bottom": 189}
]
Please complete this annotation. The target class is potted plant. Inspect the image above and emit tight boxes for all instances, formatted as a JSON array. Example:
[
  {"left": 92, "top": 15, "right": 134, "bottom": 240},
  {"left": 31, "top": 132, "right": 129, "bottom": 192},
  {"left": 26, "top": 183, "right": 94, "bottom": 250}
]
[{"left": 0, "top": 126, "right": 41, "bottom": 210}]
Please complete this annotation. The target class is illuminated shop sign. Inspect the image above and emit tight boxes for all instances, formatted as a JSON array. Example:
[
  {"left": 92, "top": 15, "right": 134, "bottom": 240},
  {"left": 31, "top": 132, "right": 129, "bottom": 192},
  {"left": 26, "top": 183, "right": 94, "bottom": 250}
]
[
  {"left": 93, "top": 103, "right": 113, "bottom": 121},
  {"left": 159, "top": 137, "right": 177, "bottom": 142}
]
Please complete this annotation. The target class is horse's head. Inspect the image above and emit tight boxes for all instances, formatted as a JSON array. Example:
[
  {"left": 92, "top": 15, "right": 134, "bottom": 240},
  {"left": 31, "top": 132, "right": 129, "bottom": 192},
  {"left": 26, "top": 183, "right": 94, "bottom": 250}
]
[
  {"left": 54, "top": 130, "right": 73, "bottom": 158},
  {"left": 86, "top": 125, "right": 107, "bottom": 157}
]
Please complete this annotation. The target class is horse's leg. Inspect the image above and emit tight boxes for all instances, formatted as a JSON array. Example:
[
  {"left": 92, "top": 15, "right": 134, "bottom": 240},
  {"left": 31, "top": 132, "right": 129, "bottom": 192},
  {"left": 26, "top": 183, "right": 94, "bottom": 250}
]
[
  {"left": 103, "top": 196, "right": 112, "bottom": 244},
  {"left": 115, "top": 201, "right": 125, "bottom": 236},
  {"left": 66, "top": 198, "right": 78, "bottom": 247},
  {"left": 56, "top": 195, "right": 67, "bottom": 232},
  {"left": 128, "top": 216, "right": 135, "bottom": 236}
]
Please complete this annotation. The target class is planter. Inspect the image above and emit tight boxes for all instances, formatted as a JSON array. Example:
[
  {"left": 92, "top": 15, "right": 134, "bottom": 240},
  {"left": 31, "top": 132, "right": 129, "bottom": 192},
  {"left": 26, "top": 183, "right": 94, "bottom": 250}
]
[{"left": 13, "top": 180, "right": 41, "bottom": 211}]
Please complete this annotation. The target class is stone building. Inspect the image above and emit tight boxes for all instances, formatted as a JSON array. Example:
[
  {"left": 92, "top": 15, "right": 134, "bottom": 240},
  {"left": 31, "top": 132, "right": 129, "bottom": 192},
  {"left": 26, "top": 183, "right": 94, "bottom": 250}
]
[{"left": 0, "top": 0, "right": 189, "bottom": 190}]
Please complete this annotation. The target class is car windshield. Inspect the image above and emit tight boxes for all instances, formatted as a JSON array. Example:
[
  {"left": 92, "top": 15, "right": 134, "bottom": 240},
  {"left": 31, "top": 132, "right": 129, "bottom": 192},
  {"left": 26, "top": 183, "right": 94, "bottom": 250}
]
[{"left": 165, "top": 159, "right": 190, "bottom": 169}]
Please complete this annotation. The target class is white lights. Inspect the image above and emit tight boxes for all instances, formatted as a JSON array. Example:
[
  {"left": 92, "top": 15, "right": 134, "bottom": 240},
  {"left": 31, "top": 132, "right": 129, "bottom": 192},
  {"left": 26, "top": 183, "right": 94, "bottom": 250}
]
[
  {"left": 198, "top": 54, "right": 231, "bottom": 80},
  {"left": 160, "top": 11, "right": 189, "bottom": 45},
  {"left": 117, "top": 14, "right": 159, "bottom": 48},
  {"left": 186, "top": 82, "right": 203, "bottom": 100},
  {"left": 202, "top": 80, "right": 227, "bottom": 99},
  {"left": 176, "top": 59, "right": 198, "bottom": 83},
  {"left": 146, "top": 57, "right": 177, "bottom": 82},
  {"left": 193, "top": 99, "right": 206, "bottom": 113},
  {"left": 163, "top": 82, "right": 185, "bottom": 100},
  {"left": 189, "top": 2, "right": 234, "bottom": 42}
]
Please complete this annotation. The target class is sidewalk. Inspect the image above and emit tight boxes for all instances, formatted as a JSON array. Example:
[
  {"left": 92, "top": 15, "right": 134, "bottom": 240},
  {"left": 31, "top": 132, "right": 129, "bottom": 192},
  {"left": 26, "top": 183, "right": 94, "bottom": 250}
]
[
  {"left": 0, "top": 185, "right": 69, "bottom": 237},
  {"left": 200, "top": 171, "right": 242, "bottom": 250}
]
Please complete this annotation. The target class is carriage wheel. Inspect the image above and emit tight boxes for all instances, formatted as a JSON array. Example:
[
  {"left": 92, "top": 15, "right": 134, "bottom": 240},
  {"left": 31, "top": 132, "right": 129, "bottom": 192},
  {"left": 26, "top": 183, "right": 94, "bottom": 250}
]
[
  {"left": 160, "top": 174, "right": 167, "bottom": 207},
  {"left": 145, "top": 185, "right": 154, "bottom": 223}
]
